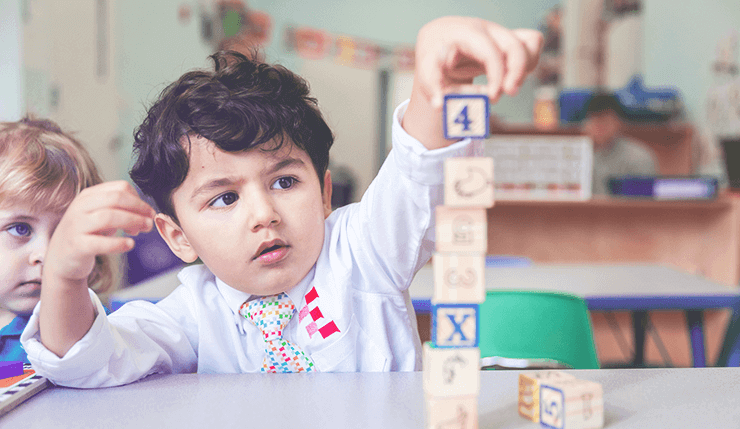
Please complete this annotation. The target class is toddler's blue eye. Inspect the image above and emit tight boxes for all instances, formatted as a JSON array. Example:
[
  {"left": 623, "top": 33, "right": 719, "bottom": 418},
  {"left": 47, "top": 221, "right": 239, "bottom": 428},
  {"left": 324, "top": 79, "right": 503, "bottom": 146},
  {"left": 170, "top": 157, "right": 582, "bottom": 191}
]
[
  {"left": 273, "top": 177, "right": 297, "bottom": 190},
  {"left": 211, "top": 192, "right": 239, "bottom": 208},
  {"left": 8, "top": 223, "right": 32, "bottom": 237}
]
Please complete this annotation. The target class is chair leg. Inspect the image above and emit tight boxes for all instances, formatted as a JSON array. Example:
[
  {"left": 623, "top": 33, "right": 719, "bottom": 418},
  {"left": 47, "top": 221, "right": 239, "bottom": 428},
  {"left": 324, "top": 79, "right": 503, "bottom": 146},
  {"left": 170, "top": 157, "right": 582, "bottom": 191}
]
[
  {"left": 631, "top": 311, "right": 648, "bottom": 367},
  {"left": 685, "top": 310, "right": 706, "bottom": 368}
]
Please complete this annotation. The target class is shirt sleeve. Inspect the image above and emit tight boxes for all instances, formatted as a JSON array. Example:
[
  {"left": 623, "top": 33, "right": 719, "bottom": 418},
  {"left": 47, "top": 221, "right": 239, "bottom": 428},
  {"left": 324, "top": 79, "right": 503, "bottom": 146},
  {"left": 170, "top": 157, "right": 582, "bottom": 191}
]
[
  {"left": 328, "top": 100, "right": 483, "bottom": 294},
  {"left": 20, "top": 287, "right": 198, "bottom": 388}
]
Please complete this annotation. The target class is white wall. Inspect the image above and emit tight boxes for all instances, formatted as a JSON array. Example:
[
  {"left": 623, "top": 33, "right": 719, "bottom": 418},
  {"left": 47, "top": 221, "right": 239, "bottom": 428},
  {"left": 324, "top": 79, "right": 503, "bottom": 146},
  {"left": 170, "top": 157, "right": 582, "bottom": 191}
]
[{"left": 0, "top": 0, "right": 23, "bottom": 121}]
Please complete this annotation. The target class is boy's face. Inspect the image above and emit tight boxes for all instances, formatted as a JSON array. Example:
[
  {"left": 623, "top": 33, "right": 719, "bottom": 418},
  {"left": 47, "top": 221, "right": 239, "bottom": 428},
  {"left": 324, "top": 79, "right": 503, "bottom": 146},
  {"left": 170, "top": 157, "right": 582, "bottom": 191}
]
[
  {"left": 156, "top": 136, "right": 332, "bottom": 296},
  {"left": 0, "top": 205, "right": 63, "bottom": 322}
]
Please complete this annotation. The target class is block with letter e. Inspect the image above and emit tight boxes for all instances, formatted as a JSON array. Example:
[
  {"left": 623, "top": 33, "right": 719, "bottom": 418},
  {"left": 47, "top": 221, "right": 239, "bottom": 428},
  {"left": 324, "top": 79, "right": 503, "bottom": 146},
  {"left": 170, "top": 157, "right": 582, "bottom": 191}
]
[
  {"left": 425, "top": 395, "right": 478, "bottom": 429},
  {"left": 435, "top": 207, "right": 487, "bottom": 253},
  {"left": 540, "top": 378, "right": 604, "bottom": 429},
  {"left": 432, "top": 253, "right": 485, "bottom": 304},
  {"left": 518, "top": 371, "right": 576, "bottom": 423},
  {"left": 444, "top": 157, "right": 495, "bottom": 208},
  {"left": 443, "top": 94, "right": 490, "bottom": 140},
  {"left": 431, "top": 303, "right": 479, "bottom": 348}
]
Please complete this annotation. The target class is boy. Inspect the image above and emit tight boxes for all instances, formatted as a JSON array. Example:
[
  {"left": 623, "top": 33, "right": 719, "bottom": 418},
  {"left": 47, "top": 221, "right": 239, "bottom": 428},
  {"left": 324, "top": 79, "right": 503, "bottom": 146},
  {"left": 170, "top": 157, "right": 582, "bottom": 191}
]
[
  {"left": 0, "top": 118, "right": 114, "bottom": 363},
  {"left": 22, "top": 17, "right": 543, "bottom": 386},
  {"left": 583, "top": 92, "right": 657, "bottom": 194}
]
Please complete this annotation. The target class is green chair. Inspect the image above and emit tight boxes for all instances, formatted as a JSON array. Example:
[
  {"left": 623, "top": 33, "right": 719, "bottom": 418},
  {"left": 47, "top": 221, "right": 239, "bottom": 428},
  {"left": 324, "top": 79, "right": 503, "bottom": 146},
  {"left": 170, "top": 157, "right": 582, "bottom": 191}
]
[{"left": 478, "top": 290, "right": 600, "bottom": 370}]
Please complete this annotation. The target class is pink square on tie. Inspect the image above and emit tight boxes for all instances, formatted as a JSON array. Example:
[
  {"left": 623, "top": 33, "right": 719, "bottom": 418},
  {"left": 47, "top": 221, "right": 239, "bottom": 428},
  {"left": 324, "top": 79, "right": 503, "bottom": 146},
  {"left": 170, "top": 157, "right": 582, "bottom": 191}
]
[{"left": 306, "top": 322, "right": 318, "bottom": 338}]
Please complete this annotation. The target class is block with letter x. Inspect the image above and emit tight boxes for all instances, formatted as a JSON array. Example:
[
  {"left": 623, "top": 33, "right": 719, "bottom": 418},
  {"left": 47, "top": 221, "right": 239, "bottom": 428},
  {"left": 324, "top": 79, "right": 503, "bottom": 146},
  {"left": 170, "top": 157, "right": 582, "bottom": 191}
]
[
  {"left": 443, "top": 94, "right": 490, "bottom": 140},
  {"left": 431, "top": 303, "right": 479, "bottom": 348}
]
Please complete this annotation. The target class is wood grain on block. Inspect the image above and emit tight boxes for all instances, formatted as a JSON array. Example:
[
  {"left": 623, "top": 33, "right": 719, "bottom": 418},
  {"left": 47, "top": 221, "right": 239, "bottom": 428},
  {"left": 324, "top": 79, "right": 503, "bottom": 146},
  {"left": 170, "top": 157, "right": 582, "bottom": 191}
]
[
  {"left": 436, "top": 207, "right": 487, "bottom": 253},
  {"left": 423, "top": 343, "right": 480, "bottom": 398},
  {"left": 518, "top": 371, "right": 576, "bottom": 422},
  {"left": 540, "top": 378, "right": 604, "bottom": 429},
  {"left": 432, "top": 253, "right": 485, "bottom": 304},
  {"left": 444, "top": 157, "right": 495, "bottom": 208},
  {"left": 425, "top": 395, "right": 479, "bottom": 429}
]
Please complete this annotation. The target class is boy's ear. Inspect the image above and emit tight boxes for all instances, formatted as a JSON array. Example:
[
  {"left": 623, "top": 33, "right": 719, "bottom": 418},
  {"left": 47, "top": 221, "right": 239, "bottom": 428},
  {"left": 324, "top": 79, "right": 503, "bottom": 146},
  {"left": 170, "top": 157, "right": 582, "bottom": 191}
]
[
  {"left": 322, "top": 169, "right": 333, "bottom": 218},
  {"left": 154, "top": 213, "right": 199, "bottom": 263}
]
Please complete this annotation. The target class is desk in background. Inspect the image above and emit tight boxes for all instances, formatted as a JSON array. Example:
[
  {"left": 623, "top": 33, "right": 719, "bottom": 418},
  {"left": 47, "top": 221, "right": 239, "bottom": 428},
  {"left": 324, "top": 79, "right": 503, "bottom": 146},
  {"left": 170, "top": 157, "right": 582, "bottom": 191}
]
[
  {"left": 410, "top": 264, "right": 740, "bottom": 368},
  {"left": 3, "top": 368, "right": 740, "bottom": 428}
]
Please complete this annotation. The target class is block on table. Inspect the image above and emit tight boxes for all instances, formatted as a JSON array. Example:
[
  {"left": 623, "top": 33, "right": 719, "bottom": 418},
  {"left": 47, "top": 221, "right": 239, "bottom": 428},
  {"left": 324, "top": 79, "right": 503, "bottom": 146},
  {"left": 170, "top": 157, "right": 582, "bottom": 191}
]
[
  {"left": 443, "top": 94, "right": 489, "bottom": 140},
  {"left": 432, "top": 253, "right": 485, "bottom": 304},
  {"left": 423, "top": 343, "right": 480, "bottom": 398},
  {"left": 518, "top": 371, "right": 576, "bottom": 422},
  {"left": 431, "top": 303, "right": 479, "bottom": 348},
  {"left": 0, "top": 362, "right": 23, "bottom": 380},
  {"left": 444, "top": 157, "right": 495, "bottom": 208},
  {"left": 425, "top": 395, "right": 478, "bottom": 429},
  {"left": 435, "top": 207, "right": 487, "bottom": 253},
  {"left": 540, "top": 378, "right": 604, "bottom": 429}
]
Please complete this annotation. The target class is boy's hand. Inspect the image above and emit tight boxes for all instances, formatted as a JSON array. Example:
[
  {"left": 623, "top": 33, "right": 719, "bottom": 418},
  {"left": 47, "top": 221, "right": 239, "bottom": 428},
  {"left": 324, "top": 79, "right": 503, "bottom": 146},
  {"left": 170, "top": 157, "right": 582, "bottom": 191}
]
[
  {"left": 44, "top": 180, "right": 156, "bottom": 285},
  {"left": 403, "top": 16, "right": 544, "bottom": 149}
]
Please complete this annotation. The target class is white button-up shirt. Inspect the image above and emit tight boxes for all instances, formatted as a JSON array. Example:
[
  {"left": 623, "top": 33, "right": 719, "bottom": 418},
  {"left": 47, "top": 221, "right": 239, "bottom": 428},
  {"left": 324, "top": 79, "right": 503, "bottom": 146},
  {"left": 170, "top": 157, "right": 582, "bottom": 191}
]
[{"left": 21, "top": 101, "right": 480, "bottom": 387}]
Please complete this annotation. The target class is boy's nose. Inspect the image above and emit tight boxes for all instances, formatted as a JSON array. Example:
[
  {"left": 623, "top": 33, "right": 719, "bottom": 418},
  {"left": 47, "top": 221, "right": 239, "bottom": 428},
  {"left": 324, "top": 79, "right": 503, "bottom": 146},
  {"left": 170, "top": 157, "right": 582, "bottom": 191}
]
[
  {"left": 250, "top": 194, "right": 281, "bottom": 231},
  {"left": 28, "top": 236, "right": 50, "bottom": 266}
]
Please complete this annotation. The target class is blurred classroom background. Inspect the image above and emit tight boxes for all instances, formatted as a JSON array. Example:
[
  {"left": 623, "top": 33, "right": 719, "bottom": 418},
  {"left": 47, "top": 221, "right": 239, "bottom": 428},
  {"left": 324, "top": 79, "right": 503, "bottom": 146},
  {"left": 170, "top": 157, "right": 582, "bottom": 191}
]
[{"left": 1, "top": 0, "right": 740, "bottom": 369}]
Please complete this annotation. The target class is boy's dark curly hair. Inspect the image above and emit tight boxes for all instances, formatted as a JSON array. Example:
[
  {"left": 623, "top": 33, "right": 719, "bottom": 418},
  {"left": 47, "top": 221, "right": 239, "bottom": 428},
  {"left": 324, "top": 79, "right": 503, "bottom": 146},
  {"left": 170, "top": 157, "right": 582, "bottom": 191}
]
[{"left": 130, "top": 51, "right": 334, "bottom": 222}]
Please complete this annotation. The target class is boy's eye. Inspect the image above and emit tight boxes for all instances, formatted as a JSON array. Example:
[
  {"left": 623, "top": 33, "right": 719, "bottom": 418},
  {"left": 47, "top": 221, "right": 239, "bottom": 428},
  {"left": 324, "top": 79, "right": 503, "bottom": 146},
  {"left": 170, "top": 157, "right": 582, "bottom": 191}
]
[
  {"left": 211, "top": 192, "right": 239, "bottom": 208},
  {"left": 272, "top": 177, "right": 297, "bottom": 190},
  {"left": 7, "top": 223, "right": 32, "bottom": 238}
]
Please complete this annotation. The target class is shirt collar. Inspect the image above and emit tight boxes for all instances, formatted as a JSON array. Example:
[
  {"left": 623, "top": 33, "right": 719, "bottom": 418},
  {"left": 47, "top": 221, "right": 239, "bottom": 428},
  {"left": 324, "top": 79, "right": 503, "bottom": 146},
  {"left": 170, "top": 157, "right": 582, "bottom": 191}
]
[
  {"left": 215, "top": 265, "right": 317, "bottom": 316},
  {"left": 0, "top": 315, "right": 30, "bottom": 337}
]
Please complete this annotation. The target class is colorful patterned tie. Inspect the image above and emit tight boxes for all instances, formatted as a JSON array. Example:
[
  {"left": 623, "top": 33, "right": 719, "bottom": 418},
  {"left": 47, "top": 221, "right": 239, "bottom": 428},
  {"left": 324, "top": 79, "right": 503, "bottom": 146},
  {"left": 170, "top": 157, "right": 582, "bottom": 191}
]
[{"left": 240, "top": 292, "right": 316, "bottom": 373}]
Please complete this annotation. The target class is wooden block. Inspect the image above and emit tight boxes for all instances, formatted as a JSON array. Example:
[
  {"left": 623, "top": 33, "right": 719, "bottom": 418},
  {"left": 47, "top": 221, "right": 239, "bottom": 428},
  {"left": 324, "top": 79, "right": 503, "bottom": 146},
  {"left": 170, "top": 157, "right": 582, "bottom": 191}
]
[
  {"left": 518, "top": 371, "right": 576, "bottom": 422},
  {"left": 540, "top": 378, "right": 604, "bottom": 429},
  {"left": 425, "top": 395, "right": 478, "bottom": 429},
  {"left": 432, "top": 253, "right": 485, "bottom": 304},
  {"left": 444, "top": 157, "right": 495, "bottom": 208},
  {"left": 431, "top": 303, "right": 479, "bottom": 348},
  {"left": 423, "top": 342, "right": 480, "bottom": 398},
  {"left": 435, "top": 207, "right": 487, "bottom": 253},
  {"left": 443, "top": 94, "right": 489, "bottom": 139}
]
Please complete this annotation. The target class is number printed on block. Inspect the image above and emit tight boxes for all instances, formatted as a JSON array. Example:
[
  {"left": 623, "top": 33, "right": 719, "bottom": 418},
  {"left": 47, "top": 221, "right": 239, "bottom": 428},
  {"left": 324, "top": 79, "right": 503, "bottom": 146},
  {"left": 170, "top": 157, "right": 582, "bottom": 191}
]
[
  {"left": 432, "top": 253, "right": 485, "bottom": 304},
  {"left": 444, "top": 157, "right": 495, "bottom": 208},
  {"left": 518, "top": 371, "right": 576, "bottom": 422},
  {"left": 432, "top": 304, "right": 479, "bottom": 348},
  {"left": 443, "top": 94, "right": 490, "bottom": 139},
  {"left": 425, "top": 395, "right": 479, "bottom": 429},
  {"left": 435, "top": 207, "right": 487, "bottom": 253},
  {"left": 422, "top": 343, "right": 481, "bottom": 398},
  {"left": 540, "top": 379, "right": 604, "bottom": 429}
]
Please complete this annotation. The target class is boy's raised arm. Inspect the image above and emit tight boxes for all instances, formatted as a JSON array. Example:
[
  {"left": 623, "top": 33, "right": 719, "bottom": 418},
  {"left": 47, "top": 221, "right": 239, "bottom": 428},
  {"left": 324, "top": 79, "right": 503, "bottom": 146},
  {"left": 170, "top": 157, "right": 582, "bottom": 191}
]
[
  {"left": 402, "top": 16, "right": 544, "bottom": 150},
  {"left": 40, "top": 181, "right": 155, "bottom": 358}
]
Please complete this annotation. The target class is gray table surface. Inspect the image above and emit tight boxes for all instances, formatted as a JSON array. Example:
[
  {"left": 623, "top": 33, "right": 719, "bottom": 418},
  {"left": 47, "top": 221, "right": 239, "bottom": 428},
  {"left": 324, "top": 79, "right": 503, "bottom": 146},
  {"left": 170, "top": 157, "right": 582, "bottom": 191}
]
[
  {"left": 2, "top": 368, "right": 739, "bottom": 428},
  {"left": 408, "top": 263, "right": 739, "bottom": 299}
]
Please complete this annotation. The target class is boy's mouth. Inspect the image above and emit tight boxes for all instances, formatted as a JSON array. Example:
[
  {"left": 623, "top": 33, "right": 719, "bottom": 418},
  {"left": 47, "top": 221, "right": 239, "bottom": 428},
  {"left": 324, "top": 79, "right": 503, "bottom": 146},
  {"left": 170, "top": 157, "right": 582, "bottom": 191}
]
[
  {"left": 253, "top": 239, "right": 289, "bottom": 263},
  {"left": 16, "top": 280, "right": 41, "bottom": 296}
]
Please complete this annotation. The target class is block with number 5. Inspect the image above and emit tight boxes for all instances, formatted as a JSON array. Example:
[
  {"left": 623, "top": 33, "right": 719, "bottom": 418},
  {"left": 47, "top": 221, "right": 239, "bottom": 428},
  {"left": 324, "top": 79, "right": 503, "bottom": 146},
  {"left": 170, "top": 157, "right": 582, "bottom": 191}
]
[
  {"left": 540, "top": 378, "right": 604, "bottom": 429},
  {"left": 443, "top": 94, "right": 490, "bottom": 139}
]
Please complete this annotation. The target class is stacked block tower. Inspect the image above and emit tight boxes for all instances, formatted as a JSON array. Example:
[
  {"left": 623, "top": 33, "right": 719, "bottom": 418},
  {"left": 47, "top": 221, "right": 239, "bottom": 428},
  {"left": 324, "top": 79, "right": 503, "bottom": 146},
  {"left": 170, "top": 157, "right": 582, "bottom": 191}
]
[{"left": 423, "top": 95, "right": 493, "bottom": 429}]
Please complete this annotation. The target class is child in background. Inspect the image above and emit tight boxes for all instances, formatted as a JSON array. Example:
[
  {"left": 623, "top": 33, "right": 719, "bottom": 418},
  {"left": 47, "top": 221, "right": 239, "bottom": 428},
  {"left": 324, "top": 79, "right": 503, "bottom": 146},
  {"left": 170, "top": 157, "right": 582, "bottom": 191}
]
[
  {"left": 0, "top": 118, "right": 115, "bottom": 363},
  {"left": 22, "top": 16, "right": 543, "bottom": 387}
]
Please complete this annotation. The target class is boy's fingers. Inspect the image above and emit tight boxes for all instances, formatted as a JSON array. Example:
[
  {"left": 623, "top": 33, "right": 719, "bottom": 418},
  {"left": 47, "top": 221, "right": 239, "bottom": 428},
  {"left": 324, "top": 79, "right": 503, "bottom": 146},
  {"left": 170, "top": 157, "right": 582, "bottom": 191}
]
[
  {"left": 77, "top": 235, "right": 135, "bottom": 256},
  {"left": 74, "top": 181, "right": 156, "bottom": 218},
  {"left": 513, "top": 29, "right": 545, "bottom": 73},
  {"left": 484, "top": 23, "right": 529, "bottom": 96},
  {"left": 84, "top": 208, "right": 154, "bottom": 236}
]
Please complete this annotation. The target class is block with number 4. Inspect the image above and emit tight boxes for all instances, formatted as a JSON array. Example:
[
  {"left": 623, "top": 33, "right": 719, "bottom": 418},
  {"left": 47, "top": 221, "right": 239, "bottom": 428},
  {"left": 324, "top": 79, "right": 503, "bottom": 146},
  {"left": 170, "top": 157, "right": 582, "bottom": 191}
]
[
  {"left": 518, "top": 371, "right": 576, "bottom": 422},
  {"left": 431, "top": 303, "right": 479, "bottom": 348},
  {"left": 444, "top": 157, "right": 495, "bottom": 208},
  {"left": 540, "top": 378, "right": 604, "bottom": 429},
  {"left": 423, "top": 343, "right": 481, "bottom": 397},
  {"left": 425, "top": 395, "right": 478, "bottom": 429},
  {"left": 443, "top": 94, "right": 490, "bottom": 139},
  {"left": 435, "top": 207, "right": 487, "bottom": 253},
  {"left": 432, "top": 253, "right": 485, "bottom": 304}
]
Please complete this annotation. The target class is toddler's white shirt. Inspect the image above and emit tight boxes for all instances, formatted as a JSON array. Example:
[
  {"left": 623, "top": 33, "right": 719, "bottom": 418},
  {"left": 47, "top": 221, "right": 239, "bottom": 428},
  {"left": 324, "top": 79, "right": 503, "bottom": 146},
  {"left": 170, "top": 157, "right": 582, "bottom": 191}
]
[{"left": 21, "top": 101, "right": 481, "bottom": 387}]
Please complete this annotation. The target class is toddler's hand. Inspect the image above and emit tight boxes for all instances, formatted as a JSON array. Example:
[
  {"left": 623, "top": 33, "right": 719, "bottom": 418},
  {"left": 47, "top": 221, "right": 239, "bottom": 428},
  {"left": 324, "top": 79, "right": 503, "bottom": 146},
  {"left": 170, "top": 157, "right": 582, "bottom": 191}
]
[
  {"left": 45, "top": 181, "right": 156, "bottom": 284},
  {"left": 414, "top": 16, "right": 544, "bottom": 107}
]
